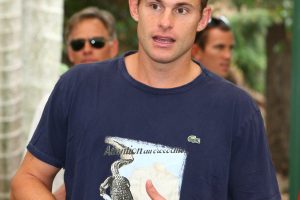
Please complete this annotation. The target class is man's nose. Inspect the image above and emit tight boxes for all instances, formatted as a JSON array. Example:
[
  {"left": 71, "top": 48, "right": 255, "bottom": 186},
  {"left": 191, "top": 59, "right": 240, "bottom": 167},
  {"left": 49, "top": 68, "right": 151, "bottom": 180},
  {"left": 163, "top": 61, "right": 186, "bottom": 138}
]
[
  {"left": 223, "top": 49, "right": 232, "bottom": 60},
  {"left": 82, "top": 41, "right": 93, "bottom": 54},
  {"left": 158, "top": 10, "right": 174, "bottom": 30}
]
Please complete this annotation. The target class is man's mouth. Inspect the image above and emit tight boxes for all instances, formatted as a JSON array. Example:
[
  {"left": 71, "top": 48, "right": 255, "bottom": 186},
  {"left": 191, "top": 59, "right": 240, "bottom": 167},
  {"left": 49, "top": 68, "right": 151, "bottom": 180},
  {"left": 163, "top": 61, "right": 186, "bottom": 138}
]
[
  {"left": 82, "top": 59, "right": 98, "bottom": 63},
  {"left": 220, "top": 63, "right": 230, "bottom": 70},
  {"left": 153, "top": 36, "right": 175, "bottom": 44}
]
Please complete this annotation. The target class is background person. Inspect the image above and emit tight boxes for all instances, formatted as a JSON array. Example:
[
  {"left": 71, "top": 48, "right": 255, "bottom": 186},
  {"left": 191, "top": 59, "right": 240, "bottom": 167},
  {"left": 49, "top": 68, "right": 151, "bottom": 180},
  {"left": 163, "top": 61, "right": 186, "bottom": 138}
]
[
  {"left": 192, "top": 16, "right": 265, "bottom": 112},
  {"left": 65, "top": 6, "right": 118, "bottom": 65},
  {"left": 192, "top": 16, "right": 234, "bottom": 78}
]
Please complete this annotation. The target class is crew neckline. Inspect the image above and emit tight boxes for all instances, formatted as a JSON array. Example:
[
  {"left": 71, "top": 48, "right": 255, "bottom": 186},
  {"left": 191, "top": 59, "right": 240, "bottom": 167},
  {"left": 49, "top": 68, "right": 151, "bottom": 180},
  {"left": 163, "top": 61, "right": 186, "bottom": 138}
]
[{"left": 118, "top": 51, "right": 209, "bottom": 95}]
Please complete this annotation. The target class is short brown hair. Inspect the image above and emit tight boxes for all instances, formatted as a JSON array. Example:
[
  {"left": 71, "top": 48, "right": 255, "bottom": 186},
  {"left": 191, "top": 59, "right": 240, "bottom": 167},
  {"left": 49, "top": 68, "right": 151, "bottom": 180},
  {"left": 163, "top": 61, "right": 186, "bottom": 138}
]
[
  {"left": 200, "top": 0, "right": 208, "bottom": 12},
  {"left": 195, "top": 16, "right": 231, "bottom": 50},
  {"left": 65, "top": 7, "right": 117, "bottom": 41}
]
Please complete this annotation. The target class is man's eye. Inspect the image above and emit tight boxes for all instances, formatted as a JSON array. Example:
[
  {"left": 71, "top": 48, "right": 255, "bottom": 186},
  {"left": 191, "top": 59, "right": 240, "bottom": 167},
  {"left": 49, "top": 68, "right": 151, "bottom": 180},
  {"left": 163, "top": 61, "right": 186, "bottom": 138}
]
[
  {"left": 215, "top": 45, "right": 225, "bottom": 50},
  {"left": 177, "top": 7, "right": 188, "bottom": 15},
  {"left": 150, "top": 3, "right": 160, "bottom": 10}
]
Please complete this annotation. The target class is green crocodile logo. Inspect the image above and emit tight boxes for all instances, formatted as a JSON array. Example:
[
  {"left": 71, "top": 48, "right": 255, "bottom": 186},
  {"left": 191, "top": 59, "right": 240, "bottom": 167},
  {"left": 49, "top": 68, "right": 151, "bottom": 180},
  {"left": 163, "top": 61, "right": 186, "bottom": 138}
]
[{"left": 187, "top": 135, "right": 201, "bottom": 144}]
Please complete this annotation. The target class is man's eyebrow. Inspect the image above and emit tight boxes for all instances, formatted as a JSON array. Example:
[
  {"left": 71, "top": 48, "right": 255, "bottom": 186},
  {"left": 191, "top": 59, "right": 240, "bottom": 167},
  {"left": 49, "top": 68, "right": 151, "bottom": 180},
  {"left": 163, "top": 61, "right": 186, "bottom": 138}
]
[
  {"left": 146, "top": 0, "right": 162, "bottom": 3},
  {"left": 147, "top": 0, "right": 193, "bottom": 7},
  {"left": 175, "top": 2, "right": 193, "bottom": 7}
]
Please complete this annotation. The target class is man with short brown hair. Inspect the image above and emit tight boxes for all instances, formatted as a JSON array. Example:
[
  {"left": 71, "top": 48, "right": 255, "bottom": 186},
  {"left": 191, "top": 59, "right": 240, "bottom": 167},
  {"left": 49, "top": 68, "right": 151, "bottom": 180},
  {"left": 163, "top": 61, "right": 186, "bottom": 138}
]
[
  {"left": 11, "top": 1, "right": 279, "bottom": 199},
  {"left": 192, "top": 16, "right": 234, "bottom": 78}
]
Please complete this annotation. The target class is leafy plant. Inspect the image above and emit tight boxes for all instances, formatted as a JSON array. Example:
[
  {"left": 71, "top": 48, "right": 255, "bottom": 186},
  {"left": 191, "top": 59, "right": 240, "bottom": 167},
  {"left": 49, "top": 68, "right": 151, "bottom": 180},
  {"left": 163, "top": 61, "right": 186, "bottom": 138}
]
[{"left": 230, "top": 9, "right": 271, "bottom": 91}]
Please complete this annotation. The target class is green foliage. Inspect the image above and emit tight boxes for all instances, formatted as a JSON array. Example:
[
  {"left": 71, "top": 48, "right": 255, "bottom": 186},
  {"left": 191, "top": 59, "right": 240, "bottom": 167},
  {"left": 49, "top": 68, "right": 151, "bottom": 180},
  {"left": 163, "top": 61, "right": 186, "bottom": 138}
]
[
  {"left": 230, "top": 0, "right": 293, "bottom": 28},
  {"left": 215, "top": 0, "right": 292, "bottom": 92},
  {"left": 230, "top": 0, "right": 256, "bottom": 10},
  {"left": 230, "top": 9, "right": 271, "bottom": 92}
]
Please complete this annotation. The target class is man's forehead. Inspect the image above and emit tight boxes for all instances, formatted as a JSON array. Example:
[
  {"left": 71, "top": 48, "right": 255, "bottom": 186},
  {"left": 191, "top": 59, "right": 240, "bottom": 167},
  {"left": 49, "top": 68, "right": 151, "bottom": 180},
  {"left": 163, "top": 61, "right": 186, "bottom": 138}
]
[
  {"left": 73, "top": 18, "right": 106, "bottom": 31},
  {"left": 69, "top": 19, "right": 109, "bottom": 38},
  {"left": 207, "top": 28, "right": 234, "bottom": 43},
  {"left": 208, "top": 28, "right": 233, "bottom": 37},
  {"left": 142, "top": 0, "right": 201, "bottom": 5}
]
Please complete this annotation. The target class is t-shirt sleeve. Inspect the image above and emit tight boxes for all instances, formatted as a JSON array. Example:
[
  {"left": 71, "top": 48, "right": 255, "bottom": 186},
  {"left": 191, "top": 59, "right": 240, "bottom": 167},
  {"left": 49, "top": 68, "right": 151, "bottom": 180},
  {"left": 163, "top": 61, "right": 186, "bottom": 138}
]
[
  {"left": 27, "top": 75, "right": 72, "bottom": 168},
  {"left": 229, "top": 103, "right": 280, "bottom": 199}
]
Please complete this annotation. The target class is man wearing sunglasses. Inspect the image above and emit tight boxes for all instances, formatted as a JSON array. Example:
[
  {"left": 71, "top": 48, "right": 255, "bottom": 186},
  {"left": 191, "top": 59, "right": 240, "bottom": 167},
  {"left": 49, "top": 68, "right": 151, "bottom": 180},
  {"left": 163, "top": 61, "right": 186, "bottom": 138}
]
[
  {"left": 12, "top": 0, "right": 280, "bottom": 200},
  {"left": 59, "top": 6, "right": 119, "bottom": 199},
  {"left": 66, "top": 7, "right": 118, "bottom": 65}
]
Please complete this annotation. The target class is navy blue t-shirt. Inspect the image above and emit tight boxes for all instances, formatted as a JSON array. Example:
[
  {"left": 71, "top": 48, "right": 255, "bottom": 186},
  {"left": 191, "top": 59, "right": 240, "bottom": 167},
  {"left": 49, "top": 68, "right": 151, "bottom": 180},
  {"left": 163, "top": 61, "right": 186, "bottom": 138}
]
[{"left": 28, "top": 51, "right": 280, "bottom": 200}]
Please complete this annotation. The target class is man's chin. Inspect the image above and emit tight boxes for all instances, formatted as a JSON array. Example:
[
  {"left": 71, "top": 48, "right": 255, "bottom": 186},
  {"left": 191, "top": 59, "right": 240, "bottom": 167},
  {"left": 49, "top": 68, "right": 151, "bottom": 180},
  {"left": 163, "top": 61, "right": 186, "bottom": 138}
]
[
  {"left": 219, "top": 66, "right": 230, "bottom": 78},
  {"left": 81, "top": 59, "right": 98, "bottom": 63}
]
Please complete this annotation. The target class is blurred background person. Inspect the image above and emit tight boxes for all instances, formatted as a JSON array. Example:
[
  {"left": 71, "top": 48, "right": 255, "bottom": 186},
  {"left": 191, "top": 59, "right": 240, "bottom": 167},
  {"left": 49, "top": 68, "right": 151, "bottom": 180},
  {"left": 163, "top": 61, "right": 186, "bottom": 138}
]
[
  {"left": 65, "top": 6, "right": 118, "bottom": 65},
  {"left": 25, "top": 6, "right": 119, "bottom": 200},
  {"left": 192, "top": 16, "right": 265, "bottom": 112},
  {"left": 192, "top": 16, "right": 234, "bottom": 79}
]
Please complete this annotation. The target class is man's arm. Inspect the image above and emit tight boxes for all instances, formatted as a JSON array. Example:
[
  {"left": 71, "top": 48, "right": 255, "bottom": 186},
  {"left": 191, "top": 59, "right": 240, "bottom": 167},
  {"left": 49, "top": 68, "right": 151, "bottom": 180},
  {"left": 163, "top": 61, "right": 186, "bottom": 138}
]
[{"left": 11, "top": 152, "right": 60, "bottom": 200}]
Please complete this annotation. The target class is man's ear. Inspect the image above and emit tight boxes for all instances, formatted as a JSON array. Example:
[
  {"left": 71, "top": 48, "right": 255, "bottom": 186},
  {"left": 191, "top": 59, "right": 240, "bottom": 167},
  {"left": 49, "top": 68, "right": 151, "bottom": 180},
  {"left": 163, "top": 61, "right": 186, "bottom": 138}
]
[
  {"left": 128, "top": 0, "right": 139, "bottom": 22},
  {"left": 110, "top": 39, "right": 119, "bottom": 58},
  {"left": 197, "top": 7, "right": 212, "bottom": 32}
]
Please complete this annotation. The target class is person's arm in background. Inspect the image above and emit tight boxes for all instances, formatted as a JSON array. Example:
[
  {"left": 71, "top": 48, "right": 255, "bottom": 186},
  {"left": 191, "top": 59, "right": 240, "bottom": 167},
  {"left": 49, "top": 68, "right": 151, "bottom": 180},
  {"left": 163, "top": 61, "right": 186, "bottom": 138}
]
[{"left": 11, "top": 152, "right": 60, "bottom": 200}]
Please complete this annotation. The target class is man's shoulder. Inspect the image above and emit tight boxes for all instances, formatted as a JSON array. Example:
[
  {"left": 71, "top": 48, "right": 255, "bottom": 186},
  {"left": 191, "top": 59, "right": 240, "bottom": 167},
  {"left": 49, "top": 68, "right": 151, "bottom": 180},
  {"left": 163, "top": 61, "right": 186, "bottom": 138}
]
[
  {"left": 70, "top": 57, "right": 120, "bottom": 76},
  {"left": 204, "top": 70, "right": 248, "bottom": 98},
  {"left": 60, "top": 56, "right": 122, "bottom": 84},
  {"left": 204, "top": 70, "right": 259, "bottom": 112}
]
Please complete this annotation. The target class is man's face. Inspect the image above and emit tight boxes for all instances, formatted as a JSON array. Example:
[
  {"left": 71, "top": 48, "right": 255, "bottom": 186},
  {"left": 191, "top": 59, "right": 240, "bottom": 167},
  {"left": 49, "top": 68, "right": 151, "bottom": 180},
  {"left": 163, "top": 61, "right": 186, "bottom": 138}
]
[
  {"left": 193, "top": 28, "right": 235, "bottom": 78},
  {"left": 129, "top": 0, "right": 211, "bottom": 64},
  {"left": 67, "top": 18, "right": 118, "bottom": 65}
]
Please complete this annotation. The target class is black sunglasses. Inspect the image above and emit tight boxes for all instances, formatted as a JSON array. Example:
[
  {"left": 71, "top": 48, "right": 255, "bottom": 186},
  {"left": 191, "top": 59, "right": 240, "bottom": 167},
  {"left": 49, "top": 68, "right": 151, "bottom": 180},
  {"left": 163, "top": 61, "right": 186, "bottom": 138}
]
[
  {"left": 207, "top": 16, "right": 231, "bottom": 28},
  {"left": 69, "top": 37, "right": 108, "bottom": 51}
]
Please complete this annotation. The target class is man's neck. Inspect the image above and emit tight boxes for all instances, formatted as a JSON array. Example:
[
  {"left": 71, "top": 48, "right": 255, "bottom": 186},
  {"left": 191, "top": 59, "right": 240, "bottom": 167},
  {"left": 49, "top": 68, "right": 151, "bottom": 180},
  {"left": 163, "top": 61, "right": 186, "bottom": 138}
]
[{"left": 124, "top": 52, "right": 201, "bottom": 89}]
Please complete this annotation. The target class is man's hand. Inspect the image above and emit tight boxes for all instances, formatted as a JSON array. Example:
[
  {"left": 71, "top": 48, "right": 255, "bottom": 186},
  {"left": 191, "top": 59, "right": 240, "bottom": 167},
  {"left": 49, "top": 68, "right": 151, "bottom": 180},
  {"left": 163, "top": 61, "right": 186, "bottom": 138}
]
[{"left": 145, "top": 180, "right": 166, "bottom": 200}]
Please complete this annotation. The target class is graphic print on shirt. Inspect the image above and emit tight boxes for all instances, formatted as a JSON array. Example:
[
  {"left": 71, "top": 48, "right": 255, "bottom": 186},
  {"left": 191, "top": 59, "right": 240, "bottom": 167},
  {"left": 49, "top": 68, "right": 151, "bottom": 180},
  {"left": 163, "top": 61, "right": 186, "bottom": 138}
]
[
  {"left": 99, "top": 137, "right": 187, "bottom": 200},
  {"left": 99, "top": 137, "right": 134, "bottom": 200}
]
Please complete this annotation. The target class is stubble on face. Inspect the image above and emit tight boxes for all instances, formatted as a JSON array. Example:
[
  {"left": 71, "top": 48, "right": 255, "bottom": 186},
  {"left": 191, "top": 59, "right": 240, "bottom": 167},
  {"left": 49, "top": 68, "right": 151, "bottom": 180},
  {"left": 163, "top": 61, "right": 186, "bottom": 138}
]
[{"left": 136, "top": 0, "right": 205, "bottom": 65}]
